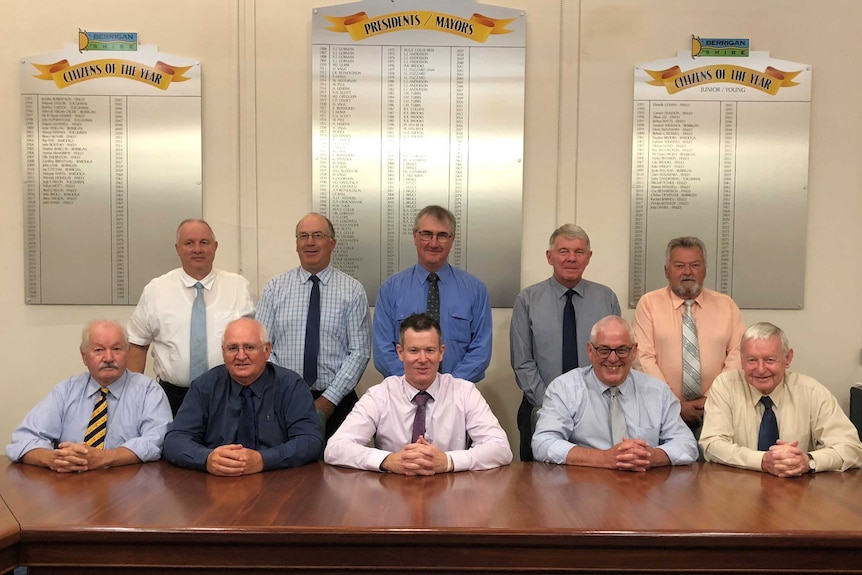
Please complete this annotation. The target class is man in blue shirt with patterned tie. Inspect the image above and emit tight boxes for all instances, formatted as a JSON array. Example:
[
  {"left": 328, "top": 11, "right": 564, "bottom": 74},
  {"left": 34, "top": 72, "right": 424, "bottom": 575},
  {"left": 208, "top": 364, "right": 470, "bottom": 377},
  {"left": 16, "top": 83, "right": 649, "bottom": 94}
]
[
  {"left": 256, "top": 213, "right": 371, "bottom": 438},
  {"left": 373, "top": 205, "right": 492, "bottom": 382},
  {"left": 6, "top": 320, "right": 172, "bottom": 472}
]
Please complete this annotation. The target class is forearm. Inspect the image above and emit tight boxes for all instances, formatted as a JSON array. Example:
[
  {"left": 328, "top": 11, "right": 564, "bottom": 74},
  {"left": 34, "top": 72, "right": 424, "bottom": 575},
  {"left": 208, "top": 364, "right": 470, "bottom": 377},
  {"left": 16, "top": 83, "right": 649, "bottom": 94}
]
[
  {"left": 565, "top": 445, "right": 614, "bottom": 469},
  {"left": 20, "top": 448, "right": 54, "bottom": 468},
  {"left": 127, "top": 344, "right": 150, "bottom": 373}
]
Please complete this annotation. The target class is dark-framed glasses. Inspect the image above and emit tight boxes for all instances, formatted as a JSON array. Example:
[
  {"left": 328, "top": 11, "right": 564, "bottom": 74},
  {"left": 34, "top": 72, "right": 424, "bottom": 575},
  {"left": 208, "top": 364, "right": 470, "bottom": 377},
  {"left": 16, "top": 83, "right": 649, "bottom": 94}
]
[
  {"left": 415, "top": 230, "right": 453, "bottom": 243},
  {"left": 589, "top": 344, "right": 633, "bottom": 359}
]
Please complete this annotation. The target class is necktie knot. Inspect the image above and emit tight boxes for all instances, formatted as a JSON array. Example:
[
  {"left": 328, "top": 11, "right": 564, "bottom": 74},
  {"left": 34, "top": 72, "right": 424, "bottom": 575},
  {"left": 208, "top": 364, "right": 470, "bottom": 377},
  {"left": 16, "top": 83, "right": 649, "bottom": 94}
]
[
  {"left": 684, "top": 299, "right": 695, "bottom": 311},
  {"left": 309, "top": 274, "right": 320, "bottom": 285},
  {"left": 100, "top": 387, "right": 109, "bottom": 396},
  {"left": 428, "top": 272, "right": 439, "bottom": 284},
  {"left": 195, "top": 281, "right": 204, "bottom": 292},
  {"left": 565, "top": 288, "right": 575, "bottom": 301},
  {"left": 413, "top": 391, "right": 430, "bottom": 406},
  {"left": 240, "top": 386, "right": 253, "bottom": 398},
  {"left": 760, "top": 396, "right": 774, "bottom": 409}
]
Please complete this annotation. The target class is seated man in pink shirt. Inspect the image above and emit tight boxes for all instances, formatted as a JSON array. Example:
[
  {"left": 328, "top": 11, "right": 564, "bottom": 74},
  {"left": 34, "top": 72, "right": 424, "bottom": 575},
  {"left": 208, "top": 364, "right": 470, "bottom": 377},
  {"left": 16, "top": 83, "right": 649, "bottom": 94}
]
[{"left": 325, "top": 313, "right": 512, "bottom": 474}]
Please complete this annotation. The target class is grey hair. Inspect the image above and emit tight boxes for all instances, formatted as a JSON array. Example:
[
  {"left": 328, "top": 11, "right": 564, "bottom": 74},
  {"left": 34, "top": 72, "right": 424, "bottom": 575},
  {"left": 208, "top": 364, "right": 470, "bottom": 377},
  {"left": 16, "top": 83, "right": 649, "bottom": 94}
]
[
  {"left": 548, "top": 224, "right": 591, "bottom": 250},
  {"left": 80, "top": 320, "right": 129, "bottom": 352},
  {"left": 664, "top": 236, "right": 706, "bottom": 265},
  {"left": 742, "top": 322, "right": 790, "bottom": 354},
  {"left": 589, "top": 315, "right": 636, "bottom": 344},
  {"left": 413, "top": 205, "right": 456, "bottom": 236}
]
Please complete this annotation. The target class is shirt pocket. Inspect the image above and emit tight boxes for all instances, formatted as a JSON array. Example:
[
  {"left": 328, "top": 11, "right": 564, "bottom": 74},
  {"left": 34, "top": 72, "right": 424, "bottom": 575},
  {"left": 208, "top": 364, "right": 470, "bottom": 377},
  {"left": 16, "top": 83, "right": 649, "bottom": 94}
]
[
  {"left": 629, "top": 424, "right": 660, "bottom": 446},
  {"left": 447, "top": 307, "right": 473, "bottom": 344}
]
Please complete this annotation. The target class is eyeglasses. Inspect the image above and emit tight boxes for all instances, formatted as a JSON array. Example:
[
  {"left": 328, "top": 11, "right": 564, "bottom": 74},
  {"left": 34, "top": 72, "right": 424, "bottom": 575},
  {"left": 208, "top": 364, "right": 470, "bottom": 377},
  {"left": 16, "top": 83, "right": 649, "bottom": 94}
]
[
  {"left": 415, "top": 230, "right": 453, "bottom": 243},
  {"left": 296, "top": 232, "right": 330, "bottom": 242},
  {"left": 222, "top": 344, "right": 265, "bottom": 356},
  {"left": 589, "top": 344, "right": 633, "bottom": 359}
]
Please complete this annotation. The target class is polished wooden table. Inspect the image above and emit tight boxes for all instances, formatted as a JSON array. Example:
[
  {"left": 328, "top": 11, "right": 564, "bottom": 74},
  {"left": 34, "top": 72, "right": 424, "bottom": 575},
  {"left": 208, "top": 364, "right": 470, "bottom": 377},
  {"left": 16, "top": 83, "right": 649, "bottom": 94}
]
[
  {"left": 0, "top": 492, "right": 17, "bottom": 575},
  {"left": 1, "top": 457, "right": 861, "bottom": 573}
]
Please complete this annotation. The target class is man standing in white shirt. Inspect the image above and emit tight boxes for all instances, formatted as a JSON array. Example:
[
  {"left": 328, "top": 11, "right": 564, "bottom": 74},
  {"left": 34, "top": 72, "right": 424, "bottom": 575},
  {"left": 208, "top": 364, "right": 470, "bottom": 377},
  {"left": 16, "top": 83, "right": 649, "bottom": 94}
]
[
  {"left": 127, "top": 219, "right": 255, "bottom": 415},
  {"left": 325, "top": 313, "right": 511, "bottom": 474}
]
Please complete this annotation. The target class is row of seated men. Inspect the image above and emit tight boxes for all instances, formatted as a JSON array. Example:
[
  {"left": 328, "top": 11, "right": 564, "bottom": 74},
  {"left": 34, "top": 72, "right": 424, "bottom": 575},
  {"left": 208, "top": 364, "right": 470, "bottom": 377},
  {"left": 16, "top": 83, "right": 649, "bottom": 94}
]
[{"left": 5, "top": 207, "right": 862, "bottom": 477}]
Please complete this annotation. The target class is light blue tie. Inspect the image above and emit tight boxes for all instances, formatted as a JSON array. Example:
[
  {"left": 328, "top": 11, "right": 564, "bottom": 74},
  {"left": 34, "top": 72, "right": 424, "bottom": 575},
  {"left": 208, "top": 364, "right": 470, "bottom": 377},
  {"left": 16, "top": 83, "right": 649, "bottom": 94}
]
[{"left": 189, "top": 281, "right": 208, "bottom": 382}]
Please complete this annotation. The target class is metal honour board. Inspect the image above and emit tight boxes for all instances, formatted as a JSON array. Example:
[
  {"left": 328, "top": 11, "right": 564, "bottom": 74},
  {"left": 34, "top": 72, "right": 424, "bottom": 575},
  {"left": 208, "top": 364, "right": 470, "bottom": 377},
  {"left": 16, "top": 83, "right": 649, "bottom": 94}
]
[
  {"left": 312, "top": 0, "right": 525, "bottom": 306},
  {"left": 630, "top": 50, "right": 811, "bottom": 309},
  {"left": 21, "top": 44, "right": 201, "bottom": 305}
]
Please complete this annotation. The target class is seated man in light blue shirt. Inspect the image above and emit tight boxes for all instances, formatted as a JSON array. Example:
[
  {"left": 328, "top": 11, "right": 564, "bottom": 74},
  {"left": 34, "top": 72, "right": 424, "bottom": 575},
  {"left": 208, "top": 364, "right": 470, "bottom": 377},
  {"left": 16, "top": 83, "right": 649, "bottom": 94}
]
[
  {"left": 533, "top": 316, "right": 697, "bottom": 470},
  {"left": 6, "top": 320, "right": 172, "bottom": 472},
  {"left": 373, "top": 205, "right": 492, "bottom": 382}
]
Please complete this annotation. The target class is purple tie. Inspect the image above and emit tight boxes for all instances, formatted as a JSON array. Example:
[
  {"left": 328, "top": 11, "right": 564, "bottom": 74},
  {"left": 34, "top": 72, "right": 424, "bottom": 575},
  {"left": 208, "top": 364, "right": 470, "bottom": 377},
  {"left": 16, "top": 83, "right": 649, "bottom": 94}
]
[{"left": 411, "top": 391, "right": 430, "bottom": 443}]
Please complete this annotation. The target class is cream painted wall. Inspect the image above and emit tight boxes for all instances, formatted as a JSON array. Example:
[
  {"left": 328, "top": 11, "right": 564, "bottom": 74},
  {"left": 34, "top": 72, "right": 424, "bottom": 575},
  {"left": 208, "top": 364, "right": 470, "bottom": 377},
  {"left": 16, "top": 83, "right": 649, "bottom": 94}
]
[{"left": 1, "top": 0, "right": 860, "bottom": 456}]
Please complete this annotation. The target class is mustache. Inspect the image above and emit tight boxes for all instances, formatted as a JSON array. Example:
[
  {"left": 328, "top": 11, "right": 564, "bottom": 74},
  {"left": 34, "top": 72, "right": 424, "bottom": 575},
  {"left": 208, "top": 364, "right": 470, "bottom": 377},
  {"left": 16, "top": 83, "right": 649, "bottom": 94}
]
[{"left": 99, "top": 361, "right": 119, "bottom": 370}]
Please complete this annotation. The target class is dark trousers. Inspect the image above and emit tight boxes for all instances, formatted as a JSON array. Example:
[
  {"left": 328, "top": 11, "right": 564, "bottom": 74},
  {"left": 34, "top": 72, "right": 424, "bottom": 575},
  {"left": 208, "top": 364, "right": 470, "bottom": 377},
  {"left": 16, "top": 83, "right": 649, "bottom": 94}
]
[
  {"left": 159, "top": 380, "right": 189, "bottom": 417},
  {"left": 517, "top": 394, "right": 536, "bottom": 462},
  {"left": 312, "top": 389, "right": 358, "bottom": 439}
]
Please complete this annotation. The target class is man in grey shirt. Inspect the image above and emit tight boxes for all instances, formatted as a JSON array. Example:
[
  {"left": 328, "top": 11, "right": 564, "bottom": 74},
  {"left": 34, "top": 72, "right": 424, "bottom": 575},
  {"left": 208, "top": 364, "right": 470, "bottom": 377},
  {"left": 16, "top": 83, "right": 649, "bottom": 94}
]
[{"left": 510, "top": 224, "right": 620, "bottom": 461}]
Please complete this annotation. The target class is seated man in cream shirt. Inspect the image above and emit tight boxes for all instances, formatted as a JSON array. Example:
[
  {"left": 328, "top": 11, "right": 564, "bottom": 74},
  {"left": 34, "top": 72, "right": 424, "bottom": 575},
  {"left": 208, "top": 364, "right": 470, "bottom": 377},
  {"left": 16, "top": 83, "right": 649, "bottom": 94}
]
[
  {"left": 325, "top": 313, "right": 511, "bottom": 474},
  {"left": 700, "top": 322, "right": 862, "bottom": 476}
]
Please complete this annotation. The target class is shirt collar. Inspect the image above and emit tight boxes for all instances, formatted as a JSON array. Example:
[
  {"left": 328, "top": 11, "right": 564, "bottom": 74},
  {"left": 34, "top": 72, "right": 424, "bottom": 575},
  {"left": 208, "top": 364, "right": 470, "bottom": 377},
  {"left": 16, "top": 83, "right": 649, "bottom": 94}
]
[
  {"left": 416, "top": 263, "right": 453, "bottom": 284},
  {"left": 584, "top": 366, "right": 634, "bottom": 397},
  {"left": 298, "top": 264, "right": 333, "bottom": 284},
  {"left": 180, "top": 268, "right": 217, "bottom": 290},
  {"left": 749, "top": 375, "right": 787, "bottom": 408},
  {"left": 402, "top": 374, "right": 439, "bottom": 402},
  {"left": 88, "top": 370, "right": 129, "bottom": 398},
  {"left": 668, "top": 287, "right": 705, "bottom": 310},
  {"left": 550, "top": 277, "right": 585, "bottom": 299}
]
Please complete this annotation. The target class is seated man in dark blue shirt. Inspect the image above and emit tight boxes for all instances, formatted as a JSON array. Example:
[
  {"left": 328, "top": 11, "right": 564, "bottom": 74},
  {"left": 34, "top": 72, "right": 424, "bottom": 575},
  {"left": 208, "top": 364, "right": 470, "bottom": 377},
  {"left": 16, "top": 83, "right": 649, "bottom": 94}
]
[{"left": 163, "top": 317, "right": 323, "bottom": 475}]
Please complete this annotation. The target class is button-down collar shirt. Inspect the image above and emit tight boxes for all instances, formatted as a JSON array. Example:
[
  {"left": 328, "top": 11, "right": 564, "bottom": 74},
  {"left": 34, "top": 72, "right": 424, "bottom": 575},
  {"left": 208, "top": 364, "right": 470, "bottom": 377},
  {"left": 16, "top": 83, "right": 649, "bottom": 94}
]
[
  {"left": 634, "top": 286, "right": 745, "bottom": 398},
  {"left": 510, "top": 277, "right": 621, "bottom": 406},
  {"left": 6, "top": 370, "right": 172, "bottom": 463},
  {"left": 324, "top": 374, "right": 512, "bottom": 472},
  {"left": 256, "top": 264, "right": 370, "bottom": 405},
  {"left": 532, "top": 366, "right": 698, "bottom": 465},
  {"left": 701, "top": 369, "right": 862, "bottom": 472},
  {"left": 127, "top": 267, "right": 256, "bottom": 387},
  {"left": 163, "top": 363, "right": 323, "bottom": 471},
  {"left": 373, "top": 263, "right": 492, "bottom": 382}
]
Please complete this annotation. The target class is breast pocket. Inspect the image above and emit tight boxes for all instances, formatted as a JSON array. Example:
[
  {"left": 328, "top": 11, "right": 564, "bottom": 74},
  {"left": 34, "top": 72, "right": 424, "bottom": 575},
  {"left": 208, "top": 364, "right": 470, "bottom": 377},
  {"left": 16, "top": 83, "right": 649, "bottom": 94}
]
[{"left": 447, "top": 307, "right": 473, "bottom": 344}]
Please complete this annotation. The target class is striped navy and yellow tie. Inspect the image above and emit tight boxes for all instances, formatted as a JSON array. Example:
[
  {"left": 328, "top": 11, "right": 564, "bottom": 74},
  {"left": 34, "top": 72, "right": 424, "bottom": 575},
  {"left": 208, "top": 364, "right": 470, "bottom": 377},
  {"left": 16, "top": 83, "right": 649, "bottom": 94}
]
[{"left": 84, "top": 387, "right": 109, "bottom": 450}]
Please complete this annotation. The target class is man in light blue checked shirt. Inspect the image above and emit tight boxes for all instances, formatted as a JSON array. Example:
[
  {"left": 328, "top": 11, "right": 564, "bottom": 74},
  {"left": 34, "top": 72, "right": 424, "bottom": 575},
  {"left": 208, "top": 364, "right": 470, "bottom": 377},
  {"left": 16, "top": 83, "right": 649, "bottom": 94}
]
[{"left": 256, "top": 213, "right": 371, "bottom": 438}]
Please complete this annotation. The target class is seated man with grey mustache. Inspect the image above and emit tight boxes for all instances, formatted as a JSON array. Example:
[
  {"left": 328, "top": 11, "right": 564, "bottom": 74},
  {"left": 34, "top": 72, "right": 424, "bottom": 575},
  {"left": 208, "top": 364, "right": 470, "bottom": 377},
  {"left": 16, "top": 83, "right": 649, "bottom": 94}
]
[
  {"left": 6, "top": 320, "right": 172, "bottom": 472},
  {"left": 533, "top": 316, "right": 697, "bottom": 471}
]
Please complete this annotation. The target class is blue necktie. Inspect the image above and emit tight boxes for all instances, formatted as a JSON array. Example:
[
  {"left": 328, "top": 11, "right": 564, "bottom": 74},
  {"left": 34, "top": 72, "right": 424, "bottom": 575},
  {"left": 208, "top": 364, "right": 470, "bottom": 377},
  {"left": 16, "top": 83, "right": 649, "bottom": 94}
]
[
  {"left": 303, "top": 275, "right": 321, "bottom": 386},
  {"left": 236, "top": 386, "right": 257, "bottom": 449},
  {"left": 758, "top": 396, "right": 779, "bottom": 451},
  {"left": 189, "top": 281, "right": 208, "bottom": 382},
  {"left": 562, "top": 289, "right": 578, "bottom": 372}
]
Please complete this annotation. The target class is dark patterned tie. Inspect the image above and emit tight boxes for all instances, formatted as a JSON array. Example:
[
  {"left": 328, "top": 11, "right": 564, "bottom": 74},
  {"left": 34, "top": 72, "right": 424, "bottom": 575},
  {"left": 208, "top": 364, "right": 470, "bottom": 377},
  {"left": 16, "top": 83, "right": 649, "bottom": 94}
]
[
  {"left": 562, "top": 289, "right": 578, "bottom": 372},
  {"left": 84, "top": 387, "right": 109, "bottom": 450},
  {"left": 303, "top": 275, "right": 321, "bottom": 386},
  {"left": 411, "top": 391, "right": 431, "bottom": 443},
  {"left": 426, "top": 272, "right": 440, "bottom": 323},
  {"left": 236, "top": 386, "right": 257, "bottom": 449},
  {"left": 758, "top": 396, "right": 779, "bottom": 451}
]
